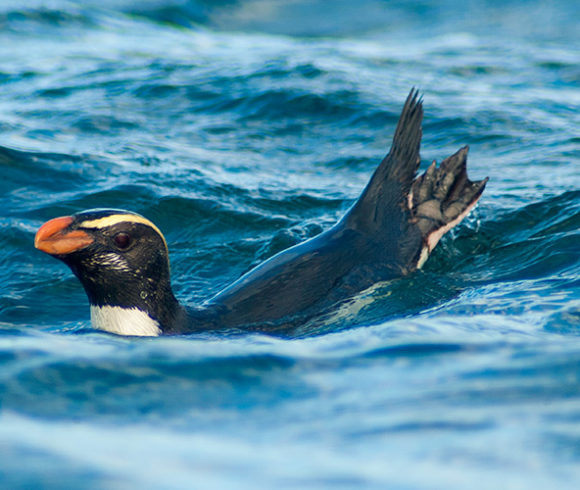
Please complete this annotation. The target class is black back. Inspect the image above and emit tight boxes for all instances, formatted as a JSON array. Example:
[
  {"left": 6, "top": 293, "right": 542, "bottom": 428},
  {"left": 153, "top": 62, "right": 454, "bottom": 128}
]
[{"left": 206, "top": 90, "right": 424, "bottom": 330}]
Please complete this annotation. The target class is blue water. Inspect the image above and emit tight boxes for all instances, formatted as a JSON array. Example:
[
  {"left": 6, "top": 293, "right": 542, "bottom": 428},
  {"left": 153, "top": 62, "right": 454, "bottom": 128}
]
[{"left": 1, "top": 0, "right": 579, "bottom": 487}]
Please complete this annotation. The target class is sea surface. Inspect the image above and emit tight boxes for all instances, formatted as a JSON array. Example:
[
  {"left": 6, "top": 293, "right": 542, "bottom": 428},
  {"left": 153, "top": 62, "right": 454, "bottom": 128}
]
[{"left": 1, "top": 0, "right": 579, "bottom": 488}]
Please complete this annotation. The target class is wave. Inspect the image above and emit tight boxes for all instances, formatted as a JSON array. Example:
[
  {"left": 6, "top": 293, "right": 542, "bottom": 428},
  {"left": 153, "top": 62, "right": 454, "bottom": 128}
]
[
  {"left": 3, "top": 0, "right": 574, "bottom": 41},
  {"left": 2, "top": 318, "right": 579, "bottom": 427},
  {"left": 476, "top": 191, "right": 580, "bottom": 281}
]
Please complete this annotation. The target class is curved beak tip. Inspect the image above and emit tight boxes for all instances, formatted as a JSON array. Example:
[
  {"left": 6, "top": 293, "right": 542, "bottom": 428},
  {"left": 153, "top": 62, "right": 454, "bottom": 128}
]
[{"left": 35, "top": 216, "right": 93, "bottom": 255}]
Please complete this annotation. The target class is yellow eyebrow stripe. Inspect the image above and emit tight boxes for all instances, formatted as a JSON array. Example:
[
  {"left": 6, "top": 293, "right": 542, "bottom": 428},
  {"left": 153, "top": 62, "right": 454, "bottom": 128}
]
[{"left": 78, "top": 214, "right": 168, "bottom": 250}]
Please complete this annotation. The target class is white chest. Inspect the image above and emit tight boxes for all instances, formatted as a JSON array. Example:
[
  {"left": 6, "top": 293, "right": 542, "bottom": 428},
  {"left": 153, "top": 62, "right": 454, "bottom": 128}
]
[{"left": 90, "top": 305, "right": 161, "bottom": 337}]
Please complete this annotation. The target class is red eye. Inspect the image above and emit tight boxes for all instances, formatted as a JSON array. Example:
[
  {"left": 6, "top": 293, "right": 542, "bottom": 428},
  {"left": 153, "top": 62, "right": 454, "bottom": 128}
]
[{"left": 113, "top": 232, "right": 132, "bottom": 250}]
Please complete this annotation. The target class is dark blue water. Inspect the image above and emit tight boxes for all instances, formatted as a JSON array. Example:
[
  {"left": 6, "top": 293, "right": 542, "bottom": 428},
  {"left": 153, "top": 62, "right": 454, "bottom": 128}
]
[{"left": 1, "top": 0, "right": 579, "bottom": 487}]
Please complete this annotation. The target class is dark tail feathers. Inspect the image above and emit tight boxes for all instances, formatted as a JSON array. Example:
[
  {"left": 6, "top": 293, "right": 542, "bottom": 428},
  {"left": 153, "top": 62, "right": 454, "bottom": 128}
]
[
  {"left": 346, "top": 88, "right": 423, "bottom": 231},
  {"left": 346, "top": 88, "right": 487, "bottom": 271}
]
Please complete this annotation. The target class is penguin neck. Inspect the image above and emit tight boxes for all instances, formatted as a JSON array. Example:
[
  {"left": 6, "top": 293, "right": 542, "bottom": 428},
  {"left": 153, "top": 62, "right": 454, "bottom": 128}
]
[
  {"left": 80, "top": 274, "right": 187, "bottom": 336},
  {"left": 90, "top": 304, "right": 162, "bottom": 336},
  {"left": 88, "top": 292, "right": 188, "bottom": 336}
]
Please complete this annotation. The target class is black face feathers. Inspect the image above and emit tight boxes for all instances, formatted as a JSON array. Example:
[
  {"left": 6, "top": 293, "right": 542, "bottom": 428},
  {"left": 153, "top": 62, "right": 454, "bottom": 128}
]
[{"left": 47, "top": 210, "right": 178, "bottom": 320}]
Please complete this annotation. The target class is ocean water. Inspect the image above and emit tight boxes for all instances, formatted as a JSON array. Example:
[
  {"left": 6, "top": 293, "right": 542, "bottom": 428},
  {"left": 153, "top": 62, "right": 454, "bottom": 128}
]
[{"left": 1, "top": 0, "right": 579, "bottom": 487}]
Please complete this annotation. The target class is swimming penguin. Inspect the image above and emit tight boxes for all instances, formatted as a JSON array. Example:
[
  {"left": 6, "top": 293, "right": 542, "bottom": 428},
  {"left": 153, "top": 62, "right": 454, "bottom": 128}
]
[{"left": 35, "top": 90, "right": 488, "bottom": 336}]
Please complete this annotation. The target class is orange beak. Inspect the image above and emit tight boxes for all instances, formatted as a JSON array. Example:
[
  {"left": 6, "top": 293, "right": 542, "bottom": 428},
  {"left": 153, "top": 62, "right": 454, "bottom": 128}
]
[{"left": 35, "top": 216, "right": 93, "bottom": 255}]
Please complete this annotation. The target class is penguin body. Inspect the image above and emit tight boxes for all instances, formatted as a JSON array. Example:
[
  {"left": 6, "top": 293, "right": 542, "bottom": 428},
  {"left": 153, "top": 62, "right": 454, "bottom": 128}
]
[{"left": 35, "top": 90, "right": 487, "bottom": 336}]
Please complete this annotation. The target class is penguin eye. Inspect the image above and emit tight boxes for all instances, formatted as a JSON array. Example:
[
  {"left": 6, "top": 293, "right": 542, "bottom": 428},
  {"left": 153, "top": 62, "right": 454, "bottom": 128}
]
[{"left": 113, "top": 232, "right": 132, "bottom": 250}]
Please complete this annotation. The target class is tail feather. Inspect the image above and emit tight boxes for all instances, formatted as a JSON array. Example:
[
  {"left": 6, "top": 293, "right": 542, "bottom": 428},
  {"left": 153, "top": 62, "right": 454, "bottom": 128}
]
[
  {"left": 383, "top": 88, "right": 423, "bottom": 190},
  {"left": 346, "top": 88, "right": 423, "bottom": 231},
  {"left": 344, "top": 88, "right": 487, "bottom": 272}
]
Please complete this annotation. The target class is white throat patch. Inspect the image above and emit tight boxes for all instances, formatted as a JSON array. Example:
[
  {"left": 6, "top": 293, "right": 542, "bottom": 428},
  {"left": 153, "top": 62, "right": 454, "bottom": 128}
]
[{"left": 90, "top": 305, "right": 161, "bottom": 337}]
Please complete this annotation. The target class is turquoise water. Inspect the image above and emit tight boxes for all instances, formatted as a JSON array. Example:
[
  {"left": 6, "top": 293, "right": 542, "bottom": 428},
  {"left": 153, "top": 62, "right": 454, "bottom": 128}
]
[{"left": 1, "top": 0, "right": 579, "bottom": 488}]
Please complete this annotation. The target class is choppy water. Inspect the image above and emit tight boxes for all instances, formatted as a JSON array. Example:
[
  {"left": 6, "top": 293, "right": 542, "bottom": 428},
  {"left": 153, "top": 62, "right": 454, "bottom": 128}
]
[{"left": 1, "top": 0, "right": 579, "bottom": 488}]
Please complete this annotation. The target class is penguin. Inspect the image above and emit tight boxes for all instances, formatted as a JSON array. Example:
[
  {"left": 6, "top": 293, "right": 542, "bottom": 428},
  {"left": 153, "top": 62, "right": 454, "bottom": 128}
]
[{"left": 35, "top": 89, "right": 488, "bottom": 336}]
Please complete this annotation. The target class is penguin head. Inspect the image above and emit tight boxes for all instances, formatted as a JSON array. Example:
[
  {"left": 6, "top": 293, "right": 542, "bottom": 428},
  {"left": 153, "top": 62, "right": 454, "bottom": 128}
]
[{"left": 35, "top": 209, "right": 180, "bottom": 336}]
